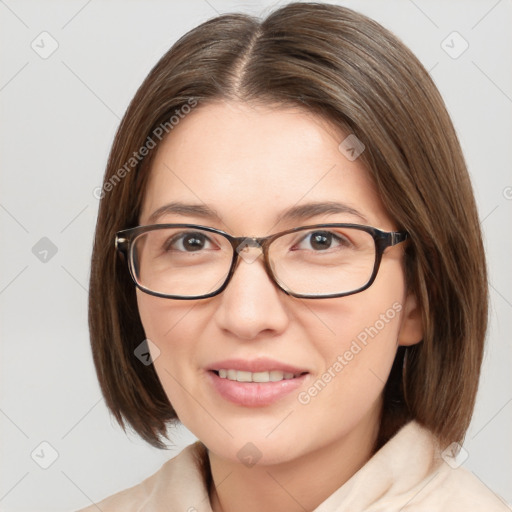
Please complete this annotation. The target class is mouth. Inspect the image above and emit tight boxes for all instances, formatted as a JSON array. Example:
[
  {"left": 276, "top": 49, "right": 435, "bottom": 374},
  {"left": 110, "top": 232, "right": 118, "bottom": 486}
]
[
  {"left": 205, "top": 358, "right": 310, "bottom": 407},
  {"left": 210, "top": 369, "right": 308, "bottom": 383}
]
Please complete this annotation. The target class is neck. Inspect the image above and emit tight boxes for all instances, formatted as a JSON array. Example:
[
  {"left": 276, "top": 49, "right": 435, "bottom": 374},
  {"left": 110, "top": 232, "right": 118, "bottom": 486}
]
[{"left": 207, "top": 407, "right": 381, "bottom": 512}]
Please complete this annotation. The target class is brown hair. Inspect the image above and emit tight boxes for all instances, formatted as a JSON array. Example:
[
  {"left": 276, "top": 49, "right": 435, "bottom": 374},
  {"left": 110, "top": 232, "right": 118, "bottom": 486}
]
[{"left": 89, "top": 2, "right": 487, "bottom": 450}]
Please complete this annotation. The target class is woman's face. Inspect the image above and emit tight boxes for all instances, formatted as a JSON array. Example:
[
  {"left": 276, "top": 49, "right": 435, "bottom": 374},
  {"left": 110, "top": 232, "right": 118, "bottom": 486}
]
[{"left": 137, "top": 101, "right": 421, "bottom": 465}]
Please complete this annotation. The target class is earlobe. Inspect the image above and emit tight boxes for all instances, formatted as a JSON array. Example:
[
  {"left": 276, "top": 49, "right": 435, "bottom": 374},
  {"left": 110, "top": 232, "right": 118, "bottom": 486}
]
[{"left": 398, "top": 293, "right": 423, "bottom": 346}]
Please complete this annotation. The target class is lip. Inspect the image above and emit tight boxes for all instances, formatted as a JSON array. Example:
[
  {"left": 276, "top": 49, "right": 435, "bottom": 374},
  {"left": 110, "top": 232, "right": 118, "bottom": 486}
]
[
  {"left": 206, "top": 358, "right": 309, "bottom": 374},
  {"left": 205, "top": 358, "right": 310, "bottom": 407}
]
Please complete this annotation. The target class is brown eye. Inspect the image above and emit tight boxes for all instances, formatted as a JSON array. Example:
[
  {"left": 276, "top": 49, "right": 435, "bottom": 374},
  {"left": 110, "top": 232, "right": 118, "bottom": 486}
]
[
  {"left": 294, "top": 231, "right": 350, "bottom": 251},
  {"left": 310, "top": 232, "right": 333, "bottom": 250},
  {"left": 165, "top": 232, "right": 212, "bottom": 252}
]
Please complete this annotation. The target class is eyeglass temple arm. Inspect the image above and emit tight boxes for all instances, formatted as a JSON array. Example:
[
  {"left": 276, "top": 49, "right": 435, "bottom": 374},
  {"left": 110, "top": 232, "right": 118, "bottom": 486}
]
[
  {"left": 115, "top": 235, "right": 129, "bottom": 255},
  {"left": 390, "top": 231, "right": 408, "bottom": 246}
]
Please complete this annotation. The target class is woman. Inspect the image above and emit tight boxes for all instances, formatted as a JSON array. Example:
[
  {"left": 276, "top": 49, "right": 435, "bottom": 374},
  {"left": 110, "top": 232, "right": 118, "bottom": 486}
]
[{"left": 79, "top": 2, "right": 507, "bottom": 510}]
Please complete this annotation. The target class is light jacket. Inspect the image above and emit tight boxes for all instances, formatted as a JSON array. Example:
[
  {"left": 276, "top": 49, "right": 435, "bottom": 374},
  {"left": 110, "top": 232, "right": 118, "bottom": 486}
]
[{"left": 76, "top": 421, "right": 509, "bottom": 511}]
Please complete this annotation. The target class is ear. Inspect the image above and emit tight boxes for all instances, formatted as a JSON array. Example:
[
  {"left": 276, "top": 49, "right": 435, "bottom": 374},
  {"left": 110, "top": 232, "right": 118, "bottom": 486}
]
[{"left": 398, "top": 293, "right": 423, "bottom": 346}]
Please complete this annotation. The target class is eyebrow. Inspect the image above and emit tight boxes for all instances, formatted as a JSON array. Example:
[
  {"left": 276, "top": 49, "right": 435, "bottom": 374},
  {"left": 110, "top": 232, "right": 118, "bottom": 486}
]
[
  {"left": 147, "top": 200, "right": 368, "bottom": 225},
  {"left": 147, "top": 202, "right": 223, "bottom": 224},
  {"left": 279, "top": 202, "right": 368, "bottom": 224}
]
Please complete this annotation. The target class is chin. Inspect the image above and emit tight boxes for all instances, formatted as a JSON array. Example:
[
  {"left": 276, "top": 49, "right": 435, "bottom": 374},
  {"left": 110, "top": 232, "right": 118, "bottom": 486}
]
[{"left": 197, "top": 424, "right": 313, "bottom": 468}]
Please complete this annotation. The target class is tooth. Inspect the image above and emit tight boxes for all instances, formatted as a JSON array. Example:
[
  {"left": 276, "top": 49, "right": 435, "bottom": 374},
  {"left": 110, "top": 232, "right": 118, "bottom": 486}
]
[
  {"left": 269, "top": 370, "right": 285, "bottom": 382},
  {"left": 252, "top": 371, "right": 270, "bottom": 383},
  {"left": 217, "top": 369, "right": 300, "bottom": 382},
  {"left": 237, "top": 370, "right": 252, "bottom": 382}
]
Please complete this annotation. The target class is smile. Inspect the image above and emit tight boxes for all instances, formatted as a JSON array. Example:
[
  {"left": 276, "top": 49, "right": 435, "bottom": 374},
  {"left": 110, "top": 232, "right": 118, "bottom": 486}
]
[{"left": 206, "top": 359, "right": 310, "bottom": 406}]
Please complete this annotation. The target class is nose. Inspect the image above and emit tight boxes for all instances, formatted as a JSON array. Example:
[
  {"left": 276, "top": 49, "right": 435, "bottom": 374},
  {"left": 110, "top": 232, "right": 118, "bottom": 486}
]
[{"left": 213, "top": 246, "right": 290, "bottom": 340}]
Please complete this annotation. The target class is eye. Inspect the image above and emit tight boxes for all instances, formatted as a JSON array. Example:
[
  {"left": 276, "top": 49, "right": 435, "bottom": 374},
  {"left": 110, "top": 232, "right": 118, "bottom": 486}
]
[
  {"left": 165, "top": 231, "right": 215, "bottom": 252},
  {"left": 294, "top": 230, "right": 350, "bottom": 251}
]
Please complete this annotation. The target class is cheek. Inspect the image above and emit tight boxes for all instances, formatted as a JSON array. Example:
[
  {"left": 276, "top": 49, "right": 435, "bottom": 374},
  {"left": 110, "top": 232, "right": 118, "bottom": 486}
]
[
  {"left": 135, "top": 291, "right": 199, "bottom": 373},
  {"left": 306, "top": 258, "right": 405, "bottom": 358},
  {"left": 311, "top": 294, "right": 402, "bottom": 376},
  {"left": 136, "top": 291, "right": 203, "bottom": 423},
  {"left": 329, "top": 297, "right": 402, "bottom": 389},
  {"left": 136, "top": 290, "right": 195, "bottom": 342},
  {"left": 298, "top": 263, "right": 405, "bottom": 415}
]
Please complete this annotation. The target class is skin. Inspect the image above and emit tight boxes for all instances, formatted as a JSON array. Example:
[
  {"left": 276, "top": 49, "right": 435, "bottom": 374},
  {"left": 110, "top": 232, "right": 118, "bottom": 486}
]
[{"left": 136, "top": 101, "right": 423, "bottom": 512}]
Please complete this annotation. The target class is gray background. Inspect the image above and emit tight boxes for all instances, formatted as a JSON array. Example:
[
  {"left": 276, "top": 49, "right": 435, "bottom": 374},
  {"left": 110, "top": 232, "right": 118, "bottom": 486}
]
[{"left": 0, "top": 0, "right": 511, "bottom": 510}]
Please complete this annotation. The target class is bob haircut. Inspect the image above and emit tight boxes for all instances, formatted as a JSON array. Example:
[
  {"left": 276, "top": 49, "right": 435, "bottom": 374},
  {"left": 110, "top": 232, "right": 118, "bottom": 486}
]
[{"left": 89, "top": 2, "right": 487, "bottom": 450}]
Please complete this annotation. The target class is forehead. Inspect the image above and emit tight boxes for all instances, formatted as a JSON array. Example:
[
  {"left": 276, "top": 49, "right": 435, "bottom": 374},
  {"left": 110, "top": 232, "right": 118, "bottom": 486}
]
[{"left": 139, "top": 101, "right": 392, "bottom": 233}]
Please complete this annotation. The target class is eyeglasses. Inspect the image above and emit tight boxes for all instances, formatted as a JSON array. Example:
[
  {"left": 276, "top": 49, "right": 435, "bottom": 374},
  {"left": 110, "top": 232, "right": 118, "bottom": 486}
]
[{"left": 115, "top": 223, "right": 408, "bottom": 300}]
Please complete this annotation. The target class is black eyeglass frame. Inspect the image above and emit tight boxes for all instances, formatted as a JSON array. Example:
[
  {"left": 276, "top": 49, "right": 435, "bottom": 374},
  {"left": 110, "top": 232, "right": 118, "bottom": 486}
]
[{"left": 115, "top": 223, "right": 408, "bottom": 300}]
